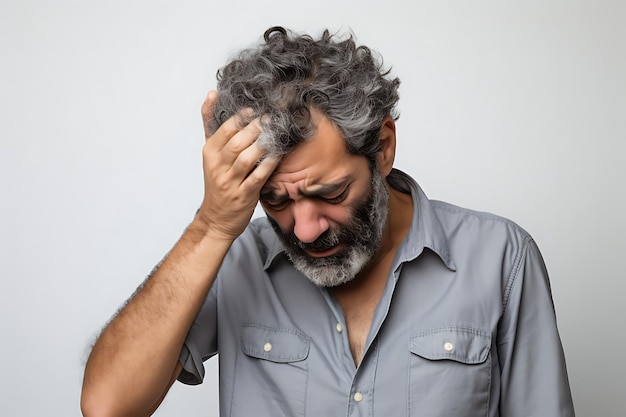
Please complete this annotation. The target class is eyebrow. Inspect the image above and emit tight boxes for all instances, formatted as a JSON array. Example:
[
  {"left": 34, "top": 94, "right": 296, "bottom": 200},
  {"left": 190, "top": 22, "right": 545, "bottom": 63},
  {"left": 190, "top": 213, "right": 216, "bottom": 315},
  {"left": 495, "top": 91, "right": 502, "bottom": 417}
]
[{"left": 260, "top": 179, "right": 349, "bottom": 201}]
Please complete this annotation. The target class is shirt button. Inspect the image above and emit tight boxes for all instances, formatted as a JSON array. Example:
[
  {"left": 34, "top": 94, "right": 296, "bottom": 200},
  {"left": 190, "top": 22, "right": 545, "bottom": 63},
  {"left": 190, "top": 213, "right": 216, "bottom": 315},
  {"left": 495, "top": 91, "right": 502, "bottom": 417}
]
[
  {"left": 336, "top": 323, "right": 343, "bottom": 333},
  {"left": 263, "top": 342, "right": 272, "bottom": 352},
  {"left": 443, "top": 342, "right": 454, "bottom": 352},
  {"left": 354, "top": 392, "right": 363, "bottom": 402}
]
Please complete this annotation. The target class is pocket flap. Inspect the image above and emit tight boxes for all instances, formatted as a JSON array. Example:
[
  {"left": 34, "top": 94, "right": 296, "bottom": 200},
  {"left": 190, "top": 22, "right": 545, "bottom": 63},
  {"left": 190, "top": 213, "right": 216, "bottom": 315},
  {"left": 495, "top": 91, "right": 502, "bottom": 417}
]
[
  {"left": 241, "top": 323, "right": 310, "bottom": 363},
  {"left": 410, "top": 327, "right": 491, "bottom": 364}
]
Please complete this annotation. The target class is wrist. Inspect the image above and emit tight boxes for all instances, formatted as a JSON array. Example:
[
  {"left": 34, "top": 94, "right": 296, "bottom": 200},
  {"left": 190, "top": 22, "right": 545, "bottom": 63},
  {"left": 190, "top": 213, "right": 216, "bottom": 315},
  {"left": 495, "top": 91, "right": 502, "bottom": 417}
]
[{"left": 188, "top": 211, "right": 241, "bottom": 245}]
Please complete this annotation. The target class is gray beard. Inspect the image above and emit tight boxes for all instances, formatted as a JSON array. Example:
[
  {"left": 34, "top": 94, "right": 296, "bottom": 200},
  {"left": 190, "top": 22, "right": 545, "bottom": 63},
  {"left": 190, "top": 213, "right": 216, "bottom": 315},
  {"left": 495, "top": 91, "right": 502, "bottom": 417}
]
[{"left": 267, "top": 169, "right": 389, "bottom": 287}]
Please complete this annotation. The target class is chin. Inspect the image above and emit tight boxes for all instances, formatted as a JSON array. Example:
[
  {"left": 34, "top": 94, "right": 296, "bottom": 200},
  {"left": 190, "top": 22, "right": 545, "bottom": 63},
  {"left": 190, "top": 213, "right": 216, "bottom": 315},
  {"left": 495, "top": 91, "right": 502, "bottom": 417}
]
[{"left": 293, "top": 247, "right": 371, "bottom": 287}]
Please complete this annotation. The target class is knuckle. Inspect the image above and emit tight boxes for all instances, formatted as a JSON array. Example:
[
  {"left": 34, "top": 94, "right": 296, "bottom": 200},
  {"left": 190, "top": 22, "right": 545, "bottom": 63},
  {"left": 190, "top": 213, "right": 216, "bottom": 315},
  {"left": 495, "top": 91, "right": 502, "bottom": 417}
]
[
  {"left": 212, "top": 175, "right": 230, "bottom": 192},
  {"left": 218, "top": 122, "right": 238, "bottom": 139}
]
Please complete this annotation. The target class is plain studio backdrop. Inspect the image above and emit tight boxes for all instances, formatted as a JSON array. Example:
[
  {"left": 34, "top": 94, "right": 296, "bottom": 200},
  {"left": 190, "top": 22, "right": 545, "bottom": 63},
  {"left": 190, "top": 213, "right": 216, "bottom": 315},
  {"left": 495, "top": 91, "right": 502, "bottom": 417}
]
[{"left": 1, "top": 1, "right": 624, "bottom": 416}]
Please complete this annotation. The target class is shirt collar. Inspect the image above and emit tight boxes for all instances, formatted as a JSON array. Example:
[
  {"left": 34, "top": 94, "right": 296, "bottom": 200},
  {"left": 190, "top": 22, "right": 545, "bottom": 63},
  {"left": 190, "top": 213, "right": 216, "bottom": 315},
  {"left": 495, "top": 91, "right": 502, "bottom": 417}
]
[
  {"left": 387, "top": 169, "right": 456, "bottom": 271},
  {"left": 262, "top": 225, "right": 287, "bottom": 270},
  {"left": 261, "top": 168, "right": 456, "bottom": 271}
]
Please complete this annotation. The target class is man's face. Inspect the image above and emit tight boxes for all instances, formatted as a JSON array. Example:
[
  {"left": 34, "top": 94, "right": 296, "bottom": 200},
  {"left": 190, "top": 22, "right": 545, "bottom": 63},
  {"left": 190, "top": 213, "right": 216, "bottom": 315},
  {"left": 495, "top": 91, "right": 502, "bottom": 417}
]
[{"left": 260, "top": 110, "right": 389, "bottom": 287}]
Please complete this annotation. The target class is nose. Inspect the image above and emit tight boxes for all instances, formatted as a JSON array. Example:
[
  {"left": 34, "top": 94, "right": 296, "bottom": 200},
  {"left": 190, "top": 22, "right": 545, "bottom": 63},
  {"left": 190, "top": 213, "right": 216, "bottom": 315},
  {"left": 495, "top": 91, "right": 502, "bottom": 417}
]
[{"left": 292, "top": 199, "right": 329, "bottom": 243}]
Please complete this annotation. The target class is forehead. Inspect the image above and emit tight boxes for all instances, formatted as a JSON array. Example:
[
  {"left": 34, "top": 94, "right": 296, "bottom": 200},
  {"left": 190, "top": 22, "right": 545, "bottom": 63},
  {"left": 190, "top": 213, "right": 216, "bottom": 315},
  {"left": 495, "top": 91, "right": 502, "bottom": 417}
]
[{"left": 264, "top": 110, "right": 369, "bottom": 191}]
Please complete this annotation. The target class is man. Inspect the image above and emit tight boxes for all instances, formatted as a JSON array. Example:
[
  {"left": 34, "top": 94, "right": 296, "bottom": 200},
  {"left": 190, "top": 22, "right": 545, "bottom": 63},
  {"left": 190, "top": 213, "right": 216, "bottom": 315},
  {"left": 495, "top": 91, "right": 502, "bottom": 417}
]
[{"left": 81, "top": 27, "right": 575, "bottom": 416}]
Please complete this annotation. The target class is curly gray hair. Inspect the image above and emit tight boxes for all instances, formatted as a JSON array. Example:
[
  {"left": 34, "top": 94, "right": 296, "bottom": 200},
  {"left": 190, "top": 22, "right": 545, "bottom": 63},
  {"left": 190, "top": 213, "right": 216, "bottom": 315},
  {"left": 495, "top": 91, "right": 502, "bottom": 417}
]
[{"left": 210, "top": 26, "right": 400, "bottom": 165}]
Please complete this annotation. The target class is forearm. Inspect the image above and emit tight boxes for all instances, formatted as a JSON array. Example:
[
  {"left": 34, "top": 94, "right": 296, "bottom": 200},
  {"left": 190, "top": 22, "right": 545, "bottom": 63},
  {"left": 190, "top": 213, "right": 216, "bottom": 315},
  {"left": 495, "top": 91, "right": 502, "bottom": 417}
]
[
  {"left": 81, "top": 90, "right": 278, "bottom": 417},
  {"left": 81, "top": 216, "right": 233, "bottom": 417}
]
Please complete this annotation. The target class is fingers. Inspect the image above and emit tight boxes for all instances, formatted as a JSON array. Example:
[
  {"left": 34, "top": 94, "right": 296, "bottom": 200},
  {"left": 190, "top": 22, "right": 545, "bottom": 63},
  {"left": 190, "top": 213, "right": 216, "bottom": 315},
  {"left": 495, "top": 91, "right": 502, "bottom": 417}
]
[
  {"left": 202, "top": 115, "right": 274, "bottom": 184},
  {"left": 201, "top": 90, "right": 256, "bottom": 144},
  {"left": 227, "top": 138, "right": 271, "bottom": 180},
  {"left": 224, "top": 119, "right": 262, "bottom": 154},
  {"left": 203, "top": 117, "right": 264, "bottom": 173},
  {"left": 243, "top": 154, "right": 281, "bottom": 189},
  {"left": 202, "top": 89, "right": 257, "bottom": 148},
  {"left": 200, "top": 89, "right": 276, "bottom": 187}
]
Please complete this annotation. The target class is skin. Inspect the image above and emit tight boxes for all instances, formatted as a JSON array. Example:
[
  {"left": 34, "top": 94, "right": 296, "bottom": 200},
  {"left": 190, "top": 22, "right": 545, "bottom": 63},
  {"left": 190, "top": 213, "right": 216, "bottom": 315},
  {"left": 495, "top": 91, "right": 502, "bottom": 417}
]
[{"left": 80, "top": 92, "right": 413, "bottom": 416}]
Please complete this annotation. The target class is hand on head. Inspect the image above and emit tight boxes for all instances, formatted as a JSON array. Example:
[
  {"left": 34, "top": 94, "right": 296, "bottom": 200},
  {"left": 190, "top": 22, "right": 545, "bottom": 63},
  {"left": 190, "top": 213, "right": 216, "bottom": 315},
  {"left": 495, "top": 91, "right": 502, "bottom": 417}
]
[{"left": 197, "top": 91, "right": 280, "bottom": 241}]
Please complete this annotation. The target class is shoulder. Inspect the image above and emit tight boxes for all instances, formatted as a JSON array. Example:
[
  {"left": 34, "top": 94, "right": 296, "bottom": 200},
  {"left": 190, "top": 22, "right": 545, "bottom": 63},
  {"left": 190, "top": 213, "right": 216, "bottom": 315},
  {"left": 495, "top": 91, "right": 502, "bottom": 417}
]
[
  {"left": 425, "top": 200, "right": 536, "bottom": 279},
  {"left": 430, "top": 200, "right": 531, "bottom": 243}
]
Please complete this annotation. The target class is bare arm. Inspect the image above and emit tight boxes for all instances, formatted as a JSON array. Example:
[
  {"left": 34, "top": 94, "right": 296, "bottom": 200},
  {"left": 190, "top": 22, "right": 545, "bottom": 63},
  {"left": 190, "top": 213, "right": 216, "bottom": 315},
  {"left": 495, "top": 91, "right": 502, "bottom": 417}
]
[{"left": 80, "top": 92, "right": 279, "bottom": 417}]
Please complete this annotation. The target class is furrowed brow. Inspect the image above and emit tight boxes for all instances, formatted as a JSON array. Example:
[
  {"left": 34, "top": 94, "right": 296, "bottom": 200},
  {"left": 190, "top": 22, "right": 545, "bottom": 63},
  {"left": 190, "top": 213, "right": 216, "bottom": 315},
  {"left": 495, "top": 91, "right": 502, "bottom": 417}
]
[
  {"left": 300, "top": 180, "right": 348, "bottom": 197},
  {"left": 260, "top": 178, "right": 350, "bottom": 201},
  {"left": 259, "top": 190, "right": 287, "bottom": 201}
]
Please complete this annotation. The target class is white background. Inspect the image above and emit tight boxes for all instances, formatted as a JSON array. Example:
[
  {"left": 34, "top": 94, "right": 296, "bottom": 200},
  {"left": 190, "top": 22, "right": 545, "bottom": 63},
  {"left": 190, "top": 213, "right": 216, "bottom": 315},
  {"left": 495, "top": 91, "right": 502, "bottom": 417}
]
[{"left": 1, "top": 1, "right": 624, "bottom": 416}]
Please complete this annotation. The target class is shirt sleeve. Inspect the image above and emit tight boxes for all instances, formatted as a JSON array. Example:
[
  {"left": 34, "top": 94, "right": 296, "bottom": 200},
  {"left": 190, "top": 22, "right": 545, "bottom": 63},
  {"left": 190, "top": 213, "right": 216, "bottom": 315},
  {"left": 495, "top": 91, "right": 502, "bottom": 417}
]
[
  {"left": 497, "top": 237, "right": 575, "bottom": 416},
  {"left": 177, "top": 281, "right": 219, "bottom": 385}
]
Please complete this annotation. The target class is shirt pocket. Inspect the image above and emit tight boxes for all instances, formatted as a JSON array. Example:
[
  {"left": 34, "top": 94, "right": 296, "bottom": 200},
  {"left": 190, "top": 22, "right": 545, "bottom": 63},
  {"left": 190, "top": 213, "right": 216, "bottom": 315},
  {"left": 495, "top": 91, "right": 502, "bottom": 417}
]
[
  {"left": 230, "top": 322, "right": 310, "bottom": 417},
  {"left": 408, "top": 326, "right": 492, "bottom": 417}
]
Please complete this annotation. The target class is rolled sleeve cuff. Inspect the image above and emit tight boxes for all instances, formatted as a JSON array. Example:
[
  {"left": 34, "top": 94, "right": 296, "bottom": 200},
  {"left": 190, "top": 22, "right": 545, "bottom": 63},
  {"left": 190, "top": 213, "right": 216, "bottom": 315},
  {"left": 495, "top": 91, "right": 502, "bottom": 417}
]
[{"left": 177, "top": 340, "right": 206, "bottom": 385}]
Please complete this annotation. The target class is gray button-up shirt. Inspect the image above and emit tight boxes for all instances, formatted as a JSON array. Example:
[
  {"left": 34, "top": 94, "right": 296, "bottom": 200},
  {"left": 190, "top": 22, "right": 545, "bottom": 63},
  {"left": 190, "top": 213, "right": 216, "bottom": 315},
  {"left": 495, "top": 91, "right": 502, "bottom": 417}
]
[{"left": 178, "top": 169, "right": 575, "bottom": 417}]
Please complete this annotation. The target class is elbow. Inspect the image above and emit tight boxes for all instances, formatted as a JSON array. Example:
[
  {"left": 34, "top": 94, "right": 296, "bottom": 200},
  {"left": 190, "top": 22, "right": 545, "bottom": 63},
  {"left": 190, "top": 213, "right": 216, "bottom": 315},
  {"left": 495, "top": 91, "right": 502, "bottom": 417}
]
[
  {"left": 80, "top": 389, "right": 115, "bottom": 417},
  {"left": 80, "top": 385, "right": 130, "bottom": 417},
  {"left": 81, "top": 381, "right": 157, "bottom": 417}
]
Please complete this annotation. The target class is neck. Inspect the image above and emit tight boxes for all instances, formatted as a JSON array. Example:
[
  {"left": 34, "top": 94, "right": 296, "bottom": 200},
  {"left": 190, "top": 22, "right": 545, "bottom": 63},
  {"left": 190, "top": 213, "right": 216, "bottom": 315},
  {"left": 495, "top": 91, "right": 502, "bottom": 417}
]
[
  {"left": 337, "top": 183, "right": 413, "bottom": 290},
  {"left": 370, "top": 185, "right": 413, "bottom": 267}
]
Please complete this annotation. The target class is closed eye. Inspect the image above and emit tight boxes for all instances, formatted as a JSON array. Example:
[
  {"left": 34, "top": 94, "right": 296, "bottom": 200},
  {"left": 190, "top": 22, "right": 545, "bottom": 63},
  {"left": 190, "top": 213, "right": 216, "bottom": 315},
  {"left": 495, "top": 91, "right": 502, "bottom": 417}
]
[
  {"left": 320, "top": 187, "right": 349, "bottom": 204},
  {"left": 260, "top": 193, "right": 290, "bottom": 211}
]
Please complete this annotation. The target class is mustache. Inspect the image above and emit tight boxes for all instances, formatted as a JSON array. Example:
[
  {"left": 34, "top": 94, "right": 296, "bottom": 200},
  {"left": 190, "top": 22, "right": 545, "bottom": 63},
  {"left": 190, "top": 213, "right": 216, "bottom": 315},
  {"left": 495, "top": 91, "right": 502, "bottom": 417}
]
[
  {"left": 289, "top": 229, "right": 341, "bottom": 252},
  {"left": 267, "top": 196, "right": 374, "bottom": 255}
]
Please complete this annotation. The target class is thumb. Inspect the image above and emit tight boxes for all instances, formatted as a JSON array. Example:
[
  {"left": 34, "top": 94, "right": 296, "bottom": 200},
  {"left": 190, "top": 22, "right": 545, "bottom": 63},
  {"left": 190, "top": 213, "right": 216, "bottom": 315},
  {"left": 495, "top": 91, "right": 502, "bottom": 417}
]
[{"left": 201, "top": 90, "right": 218, "bottom": 141}]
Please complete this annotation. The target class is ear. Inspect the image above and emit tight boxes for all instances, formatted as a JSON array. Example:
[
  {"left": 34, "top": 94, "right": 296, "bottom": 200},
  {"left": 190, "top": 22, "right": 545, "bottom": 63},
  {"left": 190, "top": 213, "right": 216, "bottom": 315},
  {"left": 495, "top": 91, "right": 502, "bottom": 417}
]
[{"left": 376, "top": 116, "right": 397, "bottom": 177}]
